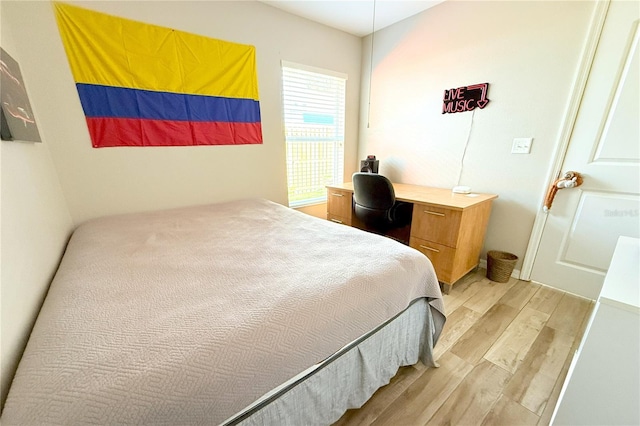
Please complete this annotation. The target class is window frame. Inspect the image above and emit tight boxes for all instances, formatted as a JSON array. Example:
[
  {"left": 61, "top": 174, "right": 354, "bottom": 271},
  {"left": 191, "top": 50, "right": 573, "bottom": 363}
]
[{"left": 281, "top": 60, "right": 347, "bottom": 208}]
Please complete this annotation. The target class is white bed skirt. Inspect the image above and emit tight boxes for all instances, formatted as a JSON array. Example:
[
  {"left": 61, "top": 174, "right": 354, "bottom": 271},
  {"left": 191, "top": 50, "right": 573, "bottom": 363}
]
[{"left": 225, "top": 297, "right": 439, "bottom": 426}]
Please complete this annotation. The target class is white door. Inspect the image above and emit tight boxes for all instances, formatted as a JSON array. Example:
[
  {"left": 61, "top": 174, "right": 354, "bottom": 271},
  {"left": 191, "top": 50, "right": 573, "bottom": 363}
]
[{"left": 531, "top": 0, "right": 640, "bottom": 299}]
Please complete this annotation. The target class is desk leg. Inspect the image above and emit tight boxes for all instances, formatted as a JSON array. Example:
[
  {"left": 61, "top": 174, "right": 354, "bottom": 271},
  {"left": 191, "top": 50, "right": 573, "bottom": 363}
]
[{"left": 441, "top": 282, "right": 452, "bottom": 295}]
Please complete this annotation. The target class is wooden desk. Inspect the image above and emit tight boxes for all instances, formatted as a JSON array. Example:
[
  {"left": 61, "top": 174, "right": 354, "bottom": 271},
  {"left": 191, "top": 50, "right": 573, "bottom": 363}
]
[{"left": 326, "top": 182, "right": 498, "bottom": 293}]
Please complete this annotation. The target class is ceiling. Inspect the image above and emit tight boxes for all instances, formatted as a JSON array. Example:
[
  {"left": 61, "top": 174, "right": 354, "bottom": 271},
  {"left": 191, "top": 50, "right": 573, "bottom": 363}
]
[{"left": 259, "top": 1, "right": 446, "bottom": 37}]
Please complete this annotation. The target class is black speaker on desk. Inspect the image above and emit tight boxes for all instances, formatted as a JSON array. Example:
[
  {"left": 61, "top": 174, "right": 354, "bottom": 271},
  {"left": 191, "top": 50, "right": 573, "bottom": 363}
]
[{"left": 360, "top": 155, "right": 379, "bottom": 173}]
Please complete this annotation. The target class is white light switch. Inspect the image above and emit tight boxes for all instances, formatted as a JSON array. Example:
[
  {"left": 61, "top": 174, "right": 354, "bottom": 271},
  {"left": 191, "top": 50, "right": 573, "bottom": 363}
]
[{"left": 512, "top": 137, "right": 533, "bottom": 154}]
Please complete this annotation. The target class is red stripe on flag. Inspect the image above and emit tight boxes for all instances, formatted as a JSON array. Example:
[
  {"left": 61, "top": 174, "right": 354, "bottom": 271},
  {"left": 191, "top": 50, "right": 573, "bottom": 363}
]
[{"left": 86, "top": 118, "right": 263, "bottom": 147}]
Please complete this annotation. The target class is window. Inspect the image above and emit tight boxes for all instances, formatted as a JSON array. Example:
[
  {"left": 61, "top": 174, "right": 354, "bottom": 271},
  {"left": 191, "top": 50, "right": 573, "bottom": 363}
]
[{"left": 281, "top": 61, "right": 346, "bottom": 208}]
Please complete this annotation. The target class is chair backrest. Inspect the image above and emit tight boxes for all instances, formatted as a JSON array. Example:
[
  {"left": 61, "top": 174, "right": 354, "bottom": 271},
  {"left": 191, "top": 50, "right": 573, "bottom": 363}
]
[{"left": 352, "top": 173, "right": 396, "bottom": 227}]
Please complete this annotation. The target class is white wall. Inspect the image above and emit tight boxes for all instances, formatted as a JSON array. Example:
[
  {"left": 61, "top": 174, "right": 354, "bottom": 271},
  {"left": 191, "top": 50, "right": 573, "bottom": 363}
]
[
  {"left": 0, "top": 0, "right": 361, "bottom": 410},
  {"left": 3, "top": 0, "right": 362, "bottom": 225},
  {"left": 0, "top": 142, "right": 73, "bottom": 408},
  {"left": 0, "top": 21, "right": 75, "bottom": 410},
  {"left": 358, "top": 0, "right": 596, "bottom": 269}
]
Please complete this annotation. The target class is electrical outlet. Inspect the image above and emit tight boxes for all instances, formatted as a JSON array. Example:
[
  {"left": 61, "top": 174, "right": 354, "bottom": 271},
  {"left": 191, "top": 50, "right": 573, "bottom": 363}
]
[{"left": 512, "top": 138, "right": 533, "bottom": 154}]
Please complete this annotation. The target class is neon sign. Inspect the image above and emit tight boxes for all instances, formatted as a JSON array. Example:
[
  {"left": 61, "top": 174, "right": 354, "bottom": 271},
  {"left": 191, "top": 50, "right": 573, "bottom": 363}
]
[{"left": 442, "top": 83, "right": 489, "bottom": 114}]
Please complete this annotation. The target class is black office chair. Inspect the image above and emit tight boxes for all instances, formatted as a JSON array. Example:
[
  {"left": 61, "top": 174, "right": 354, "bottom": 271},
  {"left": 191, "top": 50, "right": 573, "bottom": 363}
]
[{"left": 352, "top": 172, "right": 412, "bottom": 235}]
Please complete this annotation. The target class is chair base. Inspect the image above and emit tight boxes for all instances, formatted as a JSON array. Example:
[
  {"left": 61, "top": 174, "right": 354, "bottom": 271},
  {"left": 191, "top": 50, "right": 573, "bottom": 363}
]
[{"left": 359, "top": 223, "right": 411, "bottom": 246}]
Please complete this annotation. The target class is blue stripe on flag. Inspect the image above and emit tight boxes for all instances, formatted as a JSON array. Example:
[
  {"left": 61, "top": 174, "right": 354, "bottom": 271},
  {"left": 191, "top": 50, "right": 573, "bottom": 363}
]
[{"left": 76, "top": 84, "right": 261, "bottom": 123}]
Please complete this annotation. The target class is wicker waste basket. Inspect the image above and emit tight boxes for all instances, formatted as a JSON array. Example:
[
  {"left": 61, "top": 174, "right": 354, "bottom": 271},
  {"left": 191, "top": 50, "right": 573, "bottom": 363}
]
[{"left": 486, "top": 250, "right": 518, "bottom": 283}]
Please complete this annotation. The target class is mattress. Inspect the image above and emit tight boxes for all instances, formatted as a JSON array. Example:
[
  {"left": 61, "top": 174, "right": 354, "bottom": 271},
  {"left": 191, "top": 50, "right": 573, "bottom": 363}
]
[{"left": 2, "top": 198, "right": 444, "bottom": 424}]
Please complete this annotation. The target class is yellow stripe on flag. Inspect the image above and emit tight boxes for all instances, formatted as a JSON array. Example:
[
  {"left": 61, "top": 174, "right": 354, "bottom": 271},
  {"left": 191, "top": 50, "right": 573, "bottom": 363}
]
[{"left": 54, "top": 2, "right": 259, "bottom": 100}]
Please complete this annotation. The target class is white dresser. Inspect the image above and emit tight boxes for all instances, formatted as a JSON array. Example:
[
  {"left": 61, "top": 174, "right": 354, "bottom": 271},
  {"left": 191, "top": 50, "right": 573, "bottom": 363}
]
[{"left": 551, "top": 236, "right": 640, "bottom": 425}]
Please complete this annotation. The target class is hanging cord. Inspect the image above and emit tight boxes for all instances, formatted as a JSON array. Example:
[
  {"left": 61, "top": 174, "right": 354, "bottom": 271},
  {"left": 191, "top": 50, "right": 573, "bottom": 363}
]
[
  {"left": 367, "top": 0, "right": 376, "bottom": 128},
  {"left": 456, "top": 109, "right": 476, "bottom": 186}
]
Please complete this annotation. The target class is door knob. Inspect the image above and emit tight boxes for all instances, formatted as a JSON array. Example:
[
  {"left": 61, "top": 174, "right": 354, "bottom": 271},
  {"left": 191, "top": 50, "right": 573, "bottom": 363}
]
[{"left": 543, "top": 171, "right": 583, "bottom": 212}]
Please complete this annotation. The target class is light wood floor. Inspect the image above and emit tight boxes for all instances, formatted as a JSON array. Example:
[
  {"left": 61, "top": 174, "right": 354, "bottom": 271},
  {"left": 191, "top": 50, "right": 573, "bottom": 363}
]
[{"left": 334, "top": 268, "right": 594, "bottom": 426}]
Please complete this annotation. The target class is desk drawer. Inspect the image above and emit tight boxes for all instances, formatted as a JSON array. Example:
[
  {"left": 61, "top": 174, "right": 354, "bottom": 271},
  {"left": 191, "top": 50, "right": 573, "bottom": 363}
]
[
  {"left": 410, "top": 237, "right": 455, "bottom": 283},
  {"left": 327, "top": 214, "right": 351, "bottom": 226},
  {"left": 411, "top": 204, "right": 462, "bottom": 248},
  {"left": 327, "top": 190, "right": 352, "bottom": 218}
]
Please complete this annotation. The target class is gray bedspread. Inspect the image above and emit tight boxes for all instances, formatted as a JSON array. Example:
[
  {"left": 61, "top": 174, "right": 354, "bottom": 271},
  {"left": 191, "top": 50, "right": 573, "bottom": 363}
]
[{"left": 2, "top": 198, "right": 444, "bottom": 425}]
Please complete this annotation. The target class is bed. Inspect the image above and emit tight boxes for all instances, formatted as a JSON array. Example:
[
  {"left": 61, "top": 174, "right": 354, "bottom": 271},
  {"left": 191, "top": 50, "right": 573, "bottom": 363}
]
[{"left": 1, "top": 198, "right": 445, "bottom": 425}]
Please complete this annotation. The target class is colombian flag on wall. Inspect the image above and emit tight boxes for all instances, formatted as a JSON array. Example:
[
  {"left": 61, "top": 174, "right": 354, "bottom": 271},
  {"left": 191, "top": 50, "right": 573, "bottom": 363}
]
[{"left": 54, "top": 3, "right": 262, "bottom": 147}]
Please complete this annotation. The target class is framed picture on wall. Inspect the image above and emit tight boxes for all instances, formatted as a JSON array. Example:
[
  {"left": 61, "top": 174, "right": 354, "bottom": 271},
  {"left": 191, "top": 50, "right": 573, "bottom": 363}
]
[{"left": 1, "top": 47, "right": 42, "bottom": 142}]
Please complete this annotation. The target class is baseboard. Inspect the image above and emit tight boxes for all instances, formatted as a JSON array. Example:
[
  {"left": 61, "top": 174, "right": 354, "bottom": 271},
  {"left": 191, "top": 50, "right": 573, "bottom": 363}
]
[{"left": 479, "top": 259, "right": 593, "bottom": 301}]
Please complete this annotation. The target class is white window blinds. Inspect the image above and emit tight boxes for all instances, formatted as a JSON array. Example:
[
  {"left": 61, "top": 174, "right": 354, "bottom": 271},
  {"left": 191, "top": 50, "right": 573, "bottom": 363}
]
[{"left": 281, "top": 61, "right": 346, "bottom": 208}]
